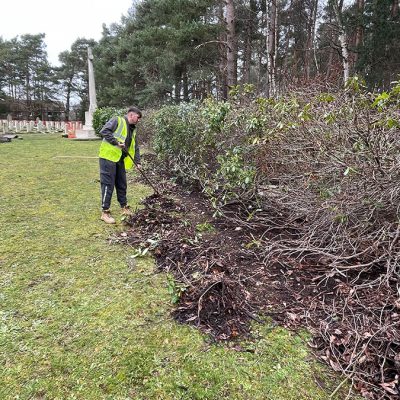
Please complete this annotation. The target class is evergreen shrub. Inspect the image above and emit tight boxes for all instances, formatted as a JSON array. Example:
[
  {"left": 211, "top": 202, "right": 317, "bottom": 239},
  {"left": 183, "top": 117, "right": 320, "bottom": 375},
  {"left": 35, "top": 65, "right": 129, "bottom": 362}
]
[
  {"left": 92, "top": 107, "right": 126, "bottom": 135},
  {"left": 152, "top": 94, "right": 265, "bottom": 200},
  {"left": 152, "top": 80, "right": 400, "bottom": 211}
]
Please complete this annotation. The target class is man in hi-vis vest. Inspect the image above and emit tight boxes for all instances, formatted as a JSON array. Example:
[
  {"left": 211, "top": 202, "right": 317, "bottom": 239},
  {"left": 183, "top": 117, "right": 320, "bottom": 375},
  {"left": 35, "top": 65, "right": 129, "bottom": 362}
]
[{"left": 98, "top": 106, "right": 142, "bottom": 224}]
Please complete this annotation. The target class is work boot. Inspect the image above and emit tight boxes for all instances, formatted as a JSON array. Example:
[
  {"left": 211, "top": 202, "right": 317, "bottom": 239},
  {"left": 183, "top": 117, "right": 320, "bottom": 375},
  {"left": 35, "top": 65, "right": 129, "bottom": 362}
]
[
  {"left": 101, "top": 209, "right": 116, "bottom": 224},
  {"left": 121, "top": 205, "right": 133, "bottom": 217}
]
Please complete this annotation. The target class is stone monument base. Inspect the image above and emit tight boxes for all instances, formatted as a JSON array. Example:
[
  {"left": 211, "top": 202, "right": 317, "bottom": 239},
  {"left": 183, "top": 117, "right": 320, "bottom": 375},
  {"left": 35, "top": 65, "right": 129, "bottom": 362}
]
[{"left": 74, "top": 127, "right": 100, "bottom": 141}]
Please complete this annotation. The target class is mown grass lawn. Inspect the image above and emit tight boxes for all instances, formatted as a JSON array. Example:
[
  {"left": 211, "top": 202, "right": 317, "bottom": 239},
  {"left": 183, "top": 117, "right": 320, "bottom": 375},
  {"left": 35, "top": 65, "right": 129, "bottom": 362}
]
[{"left": 0, "top": 134, "right": 351, "bottom": 399}]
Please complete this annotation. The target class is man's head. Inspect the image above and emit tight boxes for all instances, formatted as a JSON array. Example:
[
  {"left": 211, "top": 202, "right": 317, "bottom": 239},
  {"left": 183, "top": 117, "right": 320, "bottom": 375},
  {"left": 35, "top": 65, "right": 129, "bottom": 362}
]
[{"left": 126, "top": 106, "right": 142, "bottom": 125}]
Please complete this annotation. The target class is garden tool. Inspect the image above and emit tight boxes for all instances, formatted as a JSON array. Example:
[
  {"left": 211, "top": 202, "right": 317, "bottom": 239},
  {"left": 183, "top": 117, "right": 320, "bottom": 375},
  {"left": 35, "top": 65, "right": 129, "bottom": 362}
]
[{"left": 123, "top": 148, "right": 161, "bottom": 196}]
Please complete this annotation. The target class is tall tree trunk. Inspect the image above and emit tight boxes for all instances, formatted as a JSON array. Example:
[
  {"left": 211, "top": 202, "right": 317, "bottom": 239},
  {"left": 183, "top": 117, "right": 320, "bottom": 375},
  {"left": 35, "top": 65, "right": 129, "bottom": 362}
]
[
  {"left": 242, "top": 0, "right": 257, "bottom": 84},
  {"left": 282, "top": 25, "right": 291, "bottom": 71},
  {"left": 354, "top": 0, "right": 364, "bottom": 69},
  {"left": 218, "top": 1, "right": 228, "bottom": 100},
  {"left": 174, "top": 79, "right": 181, "bottom": 103},
  {"left": 305, "top": 8, "right": 312, "bottom": 79},
  {"left": 325, "top": 14, "right": 334, "bottom": 78},
  {"left": 225, "top": 0, "right": 237, "bottom": 91},
  {"left": 267, "top": 0, "right": 277, "bottom": 96},
  {"left": 289, "top": 0, "right": 299, "bottom": 79},
  {"left": 65, "top": 77, "right": 73, "bottom": 121},
  {"left": 256, "top": 5, "right": 266, "bottom": 93},
  {"left": 182, "top": 65, "right": 189, "bottom": 102},
  {"left": 331, "top": 0, "right": 350, "bottom": 85},
  {"left": 243, "top": 17, "right": 252, "bottom": 83},
  {"left": 391, "top": 0, "right": 399, "bottom": 17},
  {"left": 312, "top": 0, "right": 320, "bottom": 74},
  {"left": 207, "top": 80, "right": 212, "bottom": 98},
  {"left": 9, "top": 82, "right": 15, "bottom": 101},
  {"left": 25, "top": 64, "right": 31, "bottom": 106},
  {"left": 174, "top": 65, "right": 183, "bottom": 103},
  {"left": 305, "top": 0, "right": 318, "bottom": 79},
  {"left": 257, "top": 38, "right": 264, "bottom": 92}
]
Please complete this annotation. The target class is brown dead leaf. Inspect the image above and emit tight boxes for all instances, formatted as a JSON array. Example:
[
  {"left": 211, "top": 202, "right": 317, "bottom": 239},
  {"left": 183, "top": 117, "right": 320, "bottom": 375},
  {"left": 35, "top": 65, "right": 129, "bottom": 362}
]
[{"left": 379, "top": 381, "right": 399, "bottom": 395}]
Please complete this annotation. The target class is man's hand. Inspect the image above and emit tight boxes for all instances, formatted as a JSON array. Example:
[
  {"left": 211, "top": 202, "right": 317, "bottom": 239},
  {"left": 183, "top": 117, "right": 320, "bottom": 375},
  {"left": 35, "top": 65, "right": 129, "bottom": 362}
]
[
  {"left": 117, "top": 142, "right": 126, "bottom": 149},
  {"left": 136, "top": 163, "right": 142, "bottom": 169}
]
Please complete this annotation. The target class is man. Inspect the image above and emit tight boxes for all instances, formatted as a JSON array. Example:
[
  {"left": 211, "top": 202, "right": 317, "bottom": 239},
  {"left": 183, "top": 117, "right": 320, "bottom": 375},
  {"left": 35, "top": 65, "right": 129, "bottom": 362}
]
[{"left": 98, "top": 106, "right": 142, "bottom": 224}]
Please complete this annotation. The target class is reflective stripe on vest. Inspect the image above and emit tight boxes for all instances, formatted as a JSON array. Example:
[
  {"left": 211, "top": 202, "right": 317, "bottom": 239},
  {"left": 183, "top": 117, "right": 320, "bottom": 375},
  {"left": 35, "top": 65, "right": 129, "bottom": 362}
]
[
  {"left": 123, "top": 129, "right": 136, "bottom": 170},
  {"left": 113, "top": 117, "right": 126, "bottom": 142}
]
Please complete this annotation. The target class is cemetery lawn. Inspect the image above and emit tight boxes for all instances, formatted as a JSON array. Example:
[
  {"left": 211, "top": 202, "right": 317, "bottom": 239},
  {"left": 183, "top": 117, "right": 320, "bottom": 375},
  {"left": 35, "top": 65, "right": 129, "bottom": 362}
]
[{"left": 0, "top": 135, "right": 351, "bottom": 399}]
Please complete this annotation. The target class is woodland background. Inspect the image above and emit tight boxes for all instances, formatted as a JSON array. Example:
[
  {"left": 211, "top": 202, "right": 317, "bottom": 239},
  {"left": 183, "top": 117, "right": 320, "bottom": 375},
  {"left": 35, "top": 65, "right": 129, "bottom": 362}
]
[{"left": 0, "top": 0, "right": 399, "bottom": 119}]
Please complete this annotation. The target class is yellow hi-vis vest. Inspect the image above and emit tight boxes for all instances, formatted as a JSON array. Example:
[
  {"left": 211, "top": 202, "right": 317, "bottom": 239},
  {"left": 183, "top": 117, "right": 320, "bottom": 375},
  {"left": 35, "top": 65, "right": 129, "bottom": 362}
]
[{"left": 98, "top": 116, "right": 136, "bottom": 170}]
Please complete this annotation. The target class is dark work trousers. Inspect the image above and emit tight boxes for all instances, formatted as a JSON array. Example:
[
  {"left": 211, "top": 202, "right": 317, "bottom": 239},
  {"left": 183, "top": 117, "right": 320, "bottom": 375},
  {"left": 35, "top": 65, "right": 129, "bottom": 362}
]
[{"left": 99, "top": 158, "right": 127, "bottom": 210}]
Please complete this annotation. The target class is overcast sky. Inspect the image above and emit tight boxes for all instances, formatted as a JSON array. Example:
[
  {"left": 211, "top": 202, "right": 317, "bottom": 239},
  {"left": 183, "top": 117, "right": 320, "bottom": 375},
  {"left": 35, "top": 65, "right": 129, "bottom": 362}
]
[{"left": 1, "top": 0, "right": 133, "bottom": 65}]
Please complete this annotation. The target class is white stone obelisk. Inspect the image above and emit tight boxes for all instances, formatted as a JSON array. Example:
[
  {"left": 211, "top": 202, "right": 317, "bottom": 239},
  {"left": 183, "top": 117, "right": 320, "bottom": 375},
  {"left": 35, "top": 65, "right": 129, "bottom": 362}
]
[{"left": 75, "top": 47, "right": 99, "bottom": 140}]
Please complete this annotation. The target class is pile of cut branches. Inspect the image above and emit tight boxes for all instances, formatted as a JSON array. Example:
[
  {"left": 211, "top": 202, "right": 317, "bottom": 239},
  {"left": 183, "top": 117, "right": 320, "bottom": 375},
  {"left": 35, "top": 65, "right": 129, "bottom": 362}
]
[
  {"left": 123, "top": 82, "right": 400, "bottom": 399},
  {"left": 246, "top": 89, "right": 400, "bottom": 398},
  {"left": 121, "top": 149, "right": 399, "bottom": 398}
]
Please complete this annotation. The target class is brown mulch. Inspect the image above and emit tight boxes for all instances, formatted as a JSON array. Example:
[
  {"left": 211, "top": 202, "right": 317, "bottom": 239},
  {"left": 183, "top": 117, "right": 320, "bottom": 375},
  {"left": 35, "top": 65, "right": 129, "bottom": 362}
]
[{"left": 112, "top": 154, "right": 400, "bottom": 400}]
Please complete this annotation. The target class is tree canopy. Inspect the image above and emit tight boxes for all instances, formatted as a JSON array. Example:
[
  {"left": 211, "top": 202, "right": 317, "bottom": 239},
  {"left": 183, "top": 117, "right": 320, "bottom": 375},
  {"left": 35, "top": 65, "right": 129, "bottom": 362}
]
[{"left": 0, "top": 0, "right": 399, "bottom": 116}]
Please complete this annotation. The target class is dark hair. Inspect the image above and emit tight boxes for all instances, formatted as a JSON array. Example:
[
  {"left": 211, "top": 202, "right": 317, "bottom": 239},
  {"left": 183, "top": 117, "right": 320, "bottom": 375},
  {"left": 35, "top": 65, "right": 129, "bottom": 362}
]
[{"left": 127, "top": 106, "right": 142, "bottom": 118}]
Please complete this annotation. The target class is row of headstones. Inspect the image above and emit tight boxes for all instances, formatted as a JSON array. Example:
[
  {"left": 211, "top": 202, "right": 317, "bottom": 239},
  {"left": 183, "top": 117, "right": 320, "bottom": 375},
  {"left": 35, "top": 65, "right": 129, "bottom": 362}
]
[{"left": 0, "top": 120, "right": 82, "bottom": 134}]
